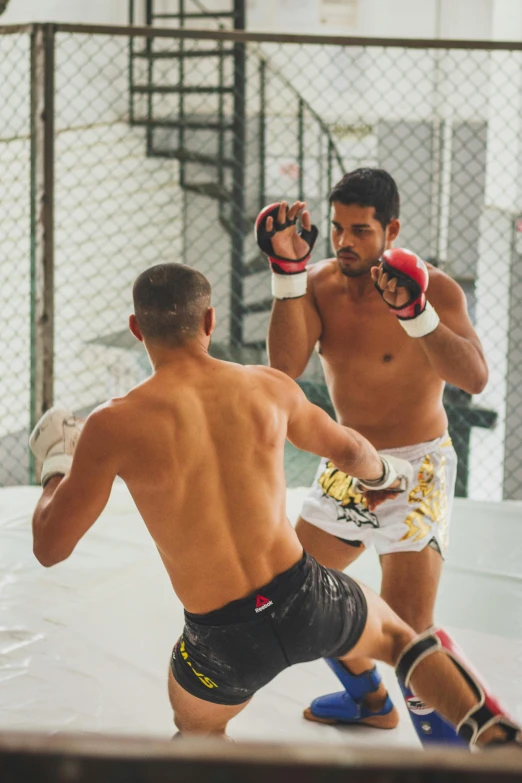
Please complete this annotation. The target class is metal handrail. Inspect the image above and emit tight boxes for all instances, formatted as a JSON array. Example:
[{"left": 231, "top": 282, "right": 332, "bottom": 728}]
[
  {"left": 8, "top": 22, "right": 522, "bottom": 51},
  {"left": 258, "top": 53, "right": 345, "bottom": 174}
]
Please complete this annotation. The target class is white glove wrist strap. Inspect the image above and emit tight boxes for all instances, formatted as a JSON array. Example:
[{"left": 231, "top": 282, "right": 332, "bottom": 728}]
[
  {"left": 41, "top": 454, "right": 73, "bottom": 486},
  {"left": 356, "top": 458, "right": 394, "bottom": 491},
  {"left": 271, "top": 271, "right": 307, "bottom": 300},
  {"left": 398, "top": 301, "right": 440, "bottom": 338}
]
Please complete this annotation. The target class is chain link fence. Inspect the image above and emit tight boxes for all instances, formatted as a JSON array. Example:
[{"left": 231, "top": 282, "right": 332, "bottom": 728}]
[
  {"left": 1, "top": 21, "right": 522, "bottom": 500},
  {"left": 0, "top": 29, "right": 31, "bottom": 485}
]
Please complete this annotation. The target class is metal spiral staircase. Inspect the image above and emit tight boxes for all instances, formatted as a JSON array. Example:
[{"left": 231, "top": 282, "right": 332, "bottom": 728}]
[{"left": 128, "top": 0, "right": 345, "bottom": 356}]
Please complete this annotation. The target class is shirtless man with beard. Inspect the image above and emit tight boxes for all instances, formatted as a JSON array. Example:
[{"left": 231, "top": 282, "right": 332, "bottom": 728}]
[{"left": 258, "top": 168, "right": 489, "bottom": 745}]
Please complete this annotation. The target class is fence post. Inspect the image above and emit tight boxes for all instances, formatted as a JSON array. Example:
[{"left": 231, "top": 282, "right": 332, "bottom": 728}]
[
  {"left": 30, "top": 23, "right": 55, "bottom": 483},
  {"left": 230, "top": 0, "right": 246, "bottom": 347}
]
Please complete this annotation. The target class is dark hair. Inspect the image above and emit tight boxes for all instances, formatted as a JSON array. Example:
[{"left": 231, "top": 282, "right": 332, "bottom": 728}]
[
  {"left": 329, "top": 168, "right": 400, "bottom": 230},
  {"left": 133, "top": 263, "right": 211, "bottom": 347}
]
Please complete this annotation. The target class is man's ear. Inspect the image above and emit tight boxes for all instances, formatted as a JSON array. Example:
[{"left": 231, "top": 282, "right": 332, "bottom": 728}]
[
  {"left": 386, "top": 218, "right": 400, "bottom": 245},
  {"left": 204, "top": 307, "right": 216, "bottom": 337},
  {"left": 129, "top": 314, "right": 144, "bottom": 342}
]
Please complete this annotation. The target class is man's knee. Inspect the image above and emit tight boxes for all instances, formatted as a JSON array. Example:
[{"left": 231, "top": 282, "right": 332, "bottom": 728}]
[
  {"left": 385, "top": 625, "right": 417, "bottom": 668},
  {"left": 390, "top": 607, "right": 433, "bottom": 634}
]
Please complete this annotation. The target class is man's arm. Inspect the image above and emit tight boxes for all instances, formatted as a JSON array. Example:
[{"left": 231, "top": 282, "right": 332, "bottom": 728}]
[
  {"left": 32, "top": 409, "right": 117, "bottom": 566},
  {"left": 282, "top": 374, "right": 383, "bottom": 480},
  {"left": 257, "top": 200, "right": 323, "bottom": 378},
  {"left": 372, "top": 253, "right": 488, "bottom": 395},
  {"left": 417, "top": 277, "right": 488, "bottom": 394},
  {"left": 268, "top": 293, "right": 322, "bottom": 378}
]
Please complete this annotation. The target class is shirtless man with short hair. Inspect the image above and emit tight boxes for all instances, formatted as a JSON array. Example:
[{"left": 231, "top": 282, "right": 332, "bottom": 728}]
[
  {"left": 259, "top": 168, "right": 489, "bottom": 744},
  {"left": 30, "top": 263, "right": 516, "bottom": 745}
]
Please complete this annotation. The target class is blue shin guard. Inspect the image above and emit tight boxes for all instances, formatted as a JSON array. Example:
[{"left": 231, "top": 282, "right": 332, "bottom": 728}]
[
  {"left": 306, "top": 658, "right": 396, "bottom": 725},
  {"left": 398, "top": 680, "right": 468, "bottom": 747}
]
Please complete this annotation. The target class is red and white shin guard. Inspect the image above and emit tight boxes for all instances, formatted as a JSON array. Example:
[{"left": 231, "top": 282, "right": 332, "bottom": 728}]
[{"left": 396, "top": 628, "right": 521, "bottom": 748}]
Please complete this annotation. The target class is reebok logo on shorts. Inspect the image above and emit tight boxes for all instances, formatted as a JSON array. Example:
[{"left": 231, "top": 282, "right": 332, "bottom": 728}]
[{"left": 255, "top": 594, "right": 273, "bottom": 613}]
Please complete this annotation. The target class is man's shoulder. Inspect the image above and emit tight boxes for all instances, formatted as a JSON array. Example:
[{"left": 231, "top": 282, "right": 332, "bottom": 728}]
[
  {"left": 85, "top": 398, "right": 127, "bottom": 432},
  {"left": 243, "top": 365, "right": 299, "bottom": 402},
  {"left": 307, "top": 259, "right": 339, "bottom": 305},
  {"left": 243, "top": 363, "right": 293, "bottom": 386},
  {"left": 308, "top": 257, "right": 337, "bottom": 280},
  {"left": 427, "top": 264, "right": 466, "bottom": 302},
  {"left": 87, "top": 393, "right": 147, "bottom": 432}
]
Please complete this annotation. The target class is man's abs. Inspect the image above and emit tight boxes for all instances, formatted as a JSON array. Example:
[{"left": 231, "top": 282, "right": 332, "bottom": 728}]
[
  {"left": 311, "top": 258, "right": 448, "bottom": 448},
  {"left": 319, "top": 342, "right": 447, "bottom": 449}
]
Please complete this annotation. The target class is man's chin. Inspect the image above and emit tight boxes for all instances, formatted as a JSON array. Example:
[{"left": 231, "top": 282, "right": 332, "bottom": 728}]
[{"left": 337, "top": 263, "right": 369, "bottom": 278}]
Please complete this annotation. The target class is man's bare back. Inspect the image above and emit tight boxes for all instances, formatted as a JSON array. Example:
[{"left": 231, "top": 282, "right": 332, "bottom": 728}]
[{"left": 96, "top": 359, "right": 304, "bottom": 613}]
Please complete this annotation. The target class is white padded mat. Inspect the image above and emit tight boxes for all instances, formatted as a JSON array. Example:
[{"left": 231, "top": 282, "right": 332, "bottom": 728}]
[{"left": 1, "top": 483, "right": 521, "bottom": 747}]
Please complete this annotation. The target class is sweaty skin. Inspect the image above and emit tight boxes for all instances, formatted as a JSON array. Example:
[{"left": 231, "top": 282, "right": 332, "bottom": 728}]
[
  {"left": 267, "top": 201, "right": 488, "bottom": 449},
  {"left": 32, "top": 331, "right": 390, "bottom": 613}
]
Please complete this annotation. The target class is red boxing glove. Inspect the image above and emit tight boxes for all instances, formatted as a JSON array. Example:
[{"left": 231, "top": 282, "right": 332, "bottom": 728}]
[
  {"left": 255, "top": 202, "right": 318, "bottom": 274},
  {"left": 377, "top": 248, "right": 440, "bottom": 338},
  {"left": 255, "top": 202, "right": 318, "bottom": 299}
]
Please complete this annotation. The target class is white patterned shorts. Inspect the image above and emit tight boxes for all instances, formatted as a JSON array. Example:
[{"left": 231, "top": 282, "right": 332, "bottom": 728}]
[{"left": 300, "top": 434, "right": 457, "bottom": 556}]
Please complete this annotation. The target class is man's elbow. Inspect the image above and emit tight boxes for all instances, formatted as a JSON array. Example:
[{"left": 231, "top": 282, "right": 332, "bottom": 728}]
[
  {"left": 267, "top": 353, "right": 305, "bottom": 379},
  {"left": 33, "top": 539, "right": 70, "bottom": 568},
  {"left": 466, "top": 365, "right": 489, "bottom": 395}
]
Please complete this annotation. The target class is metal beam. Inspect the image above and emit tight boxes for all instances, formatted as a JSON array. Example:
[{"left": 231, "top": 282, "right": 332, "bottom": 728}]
[
  {"left": 30, "top": 23, "right": 55, "bottom": 481},
  {"left": 30, "top": 22, "right": 522, "bottom": 52}
]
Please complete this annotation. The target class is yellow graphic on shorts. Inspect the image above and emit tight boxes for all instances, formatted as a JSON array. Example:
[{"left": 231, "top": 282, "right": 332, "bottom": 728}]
[
  {"left": 400, "top": 454, "right": 448, "bottom": 549},
  {"left": 318, "top": 462, "right": 367, "bottom": 507},
  {"left": 179, "top": 638, "right": 218, "bottom": 689}
]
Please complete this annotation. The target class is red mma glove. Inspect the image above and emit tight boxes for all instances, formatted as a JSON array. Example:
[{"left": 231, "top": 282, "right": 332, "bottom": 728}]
[
  {"left": 375, "top": 248, "right": 440, "bottom": 338},
  {"left": 255, "top": 202, "right": 318, "bottom": 300}
]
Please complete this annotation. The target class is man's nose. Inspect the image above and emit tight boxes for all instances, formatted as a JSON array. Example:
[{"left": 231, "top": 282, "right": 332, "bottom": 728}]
[{"left": 340, "top": 232, "right": 355, "bottom": 247}]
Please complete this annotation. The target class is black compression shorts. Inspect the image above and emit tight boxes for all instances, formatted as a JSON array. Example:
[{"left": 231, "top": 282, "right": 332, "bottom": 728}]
[{"left": 171, "top": 551, "right": 368, "bottom": 705}]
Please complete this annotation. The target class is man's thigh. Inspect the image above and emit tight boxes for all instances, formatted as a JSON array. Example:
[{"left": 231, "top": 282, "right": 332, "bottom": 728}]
[
  {"left": 379, "top": 546, "right": 443, "bottom": 632},
  {"left": 295, "top": 517, "right": 364, "bottom": 571}
]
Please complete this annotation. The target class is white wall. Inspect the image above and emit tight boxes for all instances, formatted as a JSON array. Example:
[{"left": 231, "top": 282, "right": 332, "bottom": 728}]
[
  {"left": 248, "top": 0, "right": 496, "bottom": 39},
  {"left": 2, "top": 0, "right": 519, "bottom": 42},
  {"left": 1, "top": 0, "right": 128, "bottom": 25}
]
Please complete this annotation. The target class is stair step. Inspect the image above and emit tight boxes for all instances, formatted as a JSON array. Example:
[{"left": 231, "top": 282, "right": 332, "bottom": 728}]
[
  {"left": 150, "top": 149, "right": 235, "bottom": 167},
  {"left": 131, "top": 85, "right": 234, "bottom": 95},
  {"left": 241, "top": 298, "right": 273, "bottom": 315},
  {"left": 184, "top": 182, "right": 233, "bottom": 201},
  {"left": 132, "top": 49, "right": 235, "bottom": 59},
  {"left": 131, "top": 119, "right": 235, "bottom": 131}
]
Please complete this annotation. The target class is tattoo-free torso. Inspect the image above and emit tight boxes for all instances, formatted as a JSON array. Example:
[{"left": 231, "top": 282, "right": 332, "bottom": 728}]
[{"left": 310, "top": 259, "right": 448, "bottom": 449}]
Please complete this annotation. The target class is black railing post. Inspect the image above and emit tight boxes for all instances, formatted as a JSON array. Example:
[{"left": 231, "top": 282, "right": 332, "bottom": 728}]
[
  {"left": 230, "top": 0, "right": 246, "bottom": 346},
  {"left": 259, "top": 58, "right": 266, "bottom": 210},
  {"left": 145, "top": 0, "right": 153, "bottom": 155},
  {"left": 217, "top": 37, "right": 225, "bottom": 222},
  {"left": 298, "top": 98, "right": 304, "bottom": 201},
  {"left": 30, "top": 23, "right": 55, "bottom": 483},
  {"left": 326, "top": 137, "right": 333, "bottom": 256},
  {"left": 178, "top": 0, "right": 185, "bottom": 186},
  {"left": 128, "top": 1, "right": 135, "bottom": 124}
]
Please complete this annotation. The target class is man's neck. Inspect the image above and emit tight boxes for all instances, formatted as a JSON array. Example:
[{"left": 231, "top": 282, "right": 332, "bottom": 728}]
[
  {"left": 147, "top": 339, "right": 212, "bottom": 371},
  {"left": 340, "top": 270, "right": 376, "bottom": 301}
]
